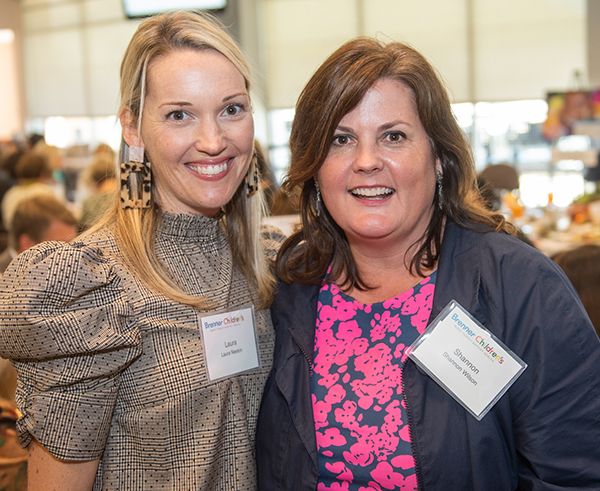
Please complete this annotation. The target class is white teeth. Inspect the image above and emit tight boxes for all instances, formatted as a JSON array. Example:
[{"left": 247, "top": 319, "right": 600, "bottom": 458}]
[
  {"left": 189, "top": 162, "right": 228, "bottom": 176},
  {"left": 351, "top": 187, "right": 394, "bottom": 198}
]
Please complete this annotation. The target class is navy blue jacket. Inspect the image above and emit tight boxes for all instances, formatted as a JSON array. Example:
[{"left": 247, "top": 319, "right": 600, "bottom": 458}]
[{"left": 256, "top": 220, "right": 600, "bottom": 490}]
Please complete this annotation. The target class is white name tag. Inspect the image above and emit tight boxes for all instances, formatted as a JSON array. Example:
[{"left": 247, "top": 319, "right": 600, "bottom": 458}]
[
  {"left": 408, "top": 300, "right": 526, "bottom": 420},
  {"left": 199, "top": 305, "right": 261, "bottom": 381}
]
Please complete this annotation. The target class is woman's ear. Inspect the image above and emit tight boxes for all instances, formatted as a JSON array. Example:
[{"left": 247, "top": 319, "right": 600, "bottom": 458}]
[{"left": 120, "top": 108, "right": 143, "bottom": 148}]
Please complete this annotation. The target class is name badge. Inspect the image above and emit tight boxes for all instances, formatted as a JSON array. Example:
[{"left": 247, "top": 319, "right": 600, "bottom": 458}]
[
  {"left": 199, "top": 305, "right": 261, "bottom": 381},
  {"left": 408, "top": 300, "right": 526, "bottom": 420}
]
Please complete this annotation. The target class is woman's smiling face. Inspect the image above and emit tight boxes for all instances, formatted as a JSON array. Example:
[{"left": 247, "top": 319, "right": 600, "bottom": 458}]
[
  {"left": 318, "top": 77, "right": 440, "bottom": 251},
  {"left": 122, "top": 48, "right": 254, "bottom": 216}
]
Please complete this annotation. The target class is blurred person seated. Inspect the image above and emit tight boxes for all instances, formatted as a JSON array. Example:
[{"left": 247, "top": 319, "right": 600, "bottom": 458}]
[
  {"left": 553, "top": 244, "right": 600, "bottom": 338},
  {"left": 0, "top": 152, "right": 62, "bottom": 231},
  {"left": 32, "top": 142, "right": 63, "bottom": 174},
  {"left": 479, "top": 163, "right": 519, "bottom": 200},
  {"left": 33, "top": 142, "right": 72, "bottom": 202},
  {"left": 0, "top": 150, "right": 22, "bottom": 205},
  {"left": 93, "top": 142, "right": 117, "bottom": 161},
  {"left": 478, "top": 163, "right": 527, "bottom": 218},
  {"left": 26, "top": 133, "right": 45, "bottom": 151},
  {"left": 0, "top": 150, "right": 24, "bottom": 253},
  {"left": 0, "top": 140, "right": 22, "bottom": 157},
  {"left": 478, "top": 174, "right": 535, "bottom": 248},
  {"left": 0, "top": 194, "right": 78, "bottom": 274},
  {"left": 80, "top": 154, "right": 117, "bottom": 230}
]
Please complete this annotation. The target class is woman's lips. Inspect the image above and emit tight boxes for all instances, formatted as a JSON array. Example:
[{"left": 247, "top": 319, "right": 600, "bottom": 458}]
[
  {"left": 186, "top": 158, "right": 232, "bottom": 177},
  {"left": 350, "top": 186, "right": 395, "bottom": 199}
]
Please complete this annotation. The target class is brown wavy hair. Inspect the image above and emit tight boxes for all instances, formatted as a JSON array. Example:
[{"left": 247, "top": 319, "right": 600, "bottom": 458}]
[{"left": 277, "top": 37, "right": 514, "bottom": 289}]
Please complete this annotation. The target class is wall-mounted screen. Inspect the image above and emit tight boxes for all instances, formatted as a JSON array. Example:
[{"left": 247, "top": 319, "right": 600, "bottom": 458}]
[{"left": 122, "top": 0, "right": 227, "bottom": 18}]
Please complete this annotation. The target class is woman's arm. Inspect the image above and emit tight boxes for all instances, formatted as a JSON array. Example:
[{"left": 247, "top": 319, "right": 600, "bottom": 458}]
[
  {"left": 27, "top": 439, "right": 99, "bottom": 491},
  {"left": 0, "top": 243, "right": 139, "bottom": 489}
]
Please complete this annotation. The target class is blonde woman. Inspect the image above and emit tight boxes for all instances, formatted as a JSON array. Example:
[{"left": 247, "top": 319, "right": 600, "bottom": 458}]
[{"left": 0, "top": 10, "right": 280, "bottom": 490}]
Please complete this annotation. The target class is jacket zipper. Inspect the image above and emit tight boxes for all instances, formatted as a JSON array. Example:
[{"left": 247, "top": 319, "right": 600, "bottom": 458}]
[
  {"left": 289, "top": 328, "right": 314, "bottom": 377},
  {"left": 402, "top": 362, "right": 424, "bottom": 491}
]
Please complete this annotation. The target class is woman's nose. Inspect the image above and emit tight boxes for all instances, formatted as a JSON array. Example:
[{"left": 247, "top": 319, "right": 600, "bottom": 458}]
[
  {"left": 194, "top": 120, "right": 227, "bottom": 155},
  {"left": 353, "top": 143, "right": 383, "bottom": 173}
]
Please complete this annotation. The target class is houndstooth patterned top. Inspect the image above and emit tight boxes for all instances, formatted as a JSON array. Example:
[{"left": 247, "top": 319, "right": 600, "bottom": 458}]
[{"left": 0, "top": 211, "right": 283, "bottom": 490}]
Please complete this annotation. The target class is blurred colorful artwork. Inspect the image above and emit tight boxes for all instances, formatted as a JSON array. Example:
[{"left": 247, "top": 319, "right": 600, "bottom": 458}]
[{"left": 542, "top": 90, "right": 600, "bottom": 141}]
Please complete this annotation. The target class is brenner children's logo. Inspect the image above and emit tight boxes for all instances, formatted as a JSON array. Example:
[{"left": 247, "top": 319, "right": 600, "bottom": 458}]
[
  {"left": 203, "top": 314, "right": 245, "bottom": 330},
  {"left": 452, "top": 313, "right": 505, "bottom": 364}
]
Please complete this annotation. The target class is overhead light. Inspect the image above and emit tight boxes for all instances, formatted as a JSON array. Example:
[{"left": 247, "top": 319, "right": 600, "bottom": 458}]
[
  {"left": 0, "top": 29, "right": 15, "bottom": 44},
  {"left": 122, "top": 0, "right": 227, "bottom": 18}
]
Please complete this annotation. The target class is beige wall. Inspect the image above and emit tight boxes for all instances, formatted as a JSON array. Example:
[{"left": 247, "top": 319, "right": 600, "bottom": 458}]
[
  {"left": 0, "top": 0, "right": 25, "bottom": 140},
  {"left": 14, "top": 0, "right": 271, "bottom": 147},
  {"left": 20, "top": 0, "right": 139, "bottom": 118},
  {"left": 3, "top": 0, "right": 595, "bottom": 140},
  {"left": 264, "top": 0, "right": 587, "bottom": 109}
]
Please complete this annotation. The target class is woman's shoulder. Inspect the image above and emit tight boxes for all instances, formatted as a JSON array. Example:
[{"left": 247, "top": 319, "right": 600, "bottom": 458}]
[
  {"left": 1, "top": 228, "right": 124, "bottom": 294},
  {"left": 444, "top": 222, "right": 569, "bottom": 296},
  {"left": 0, "top": 229, "right": 136, "bottom": 361},
  {"left": 447, "top": 223, "right": 580, "bottom": 318},
  {"left": 450, "top": 221, "right": 542, "bottom": 264}
]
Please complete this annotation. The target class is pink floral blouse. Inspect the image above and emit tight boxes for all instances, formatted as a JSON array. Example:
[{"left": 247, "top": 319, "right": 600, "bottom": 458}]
[{"left": 312, "top": 273, "right": 436, "bottom": 490}]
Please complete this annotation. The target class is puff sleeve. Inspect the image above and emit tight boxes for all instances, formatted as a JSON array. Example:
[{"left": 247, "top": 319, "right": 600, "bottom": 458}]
[{"left": 0, "top": 241, "right": 142, "bottom": 461}]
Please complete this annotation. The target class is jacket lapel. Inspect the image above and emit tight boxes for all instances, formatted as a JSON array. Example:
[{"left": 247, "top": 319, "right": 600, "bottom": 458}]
[
  {"left": 431, "top": 220, "right": 484, "bottom": 323},
  {"left": 272, "top": 281, "right": 320, "bottom": 466}
]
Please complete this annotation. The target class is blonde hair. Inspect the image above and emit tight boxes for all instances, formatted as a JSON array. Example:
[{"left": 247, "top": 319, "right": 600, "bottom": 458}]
[{"left": 85, "top": 10, "right": 274, "bottom": 308}]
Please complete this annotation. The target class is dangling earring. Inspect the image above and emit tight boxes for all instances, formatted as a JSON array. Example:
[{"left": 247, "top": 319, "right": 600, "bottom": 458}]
[
  {"left": 436, "top": 170, "right": 443, "bottom": 210},
  {"left": 120, "top": 145, "right": 151, "bottom": 209},
  {"left": 315, "top": 181, "right": 321, "bottom": 217},
  {"left": 246, "top": 149, "right": 260, "bottom": 198}
]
